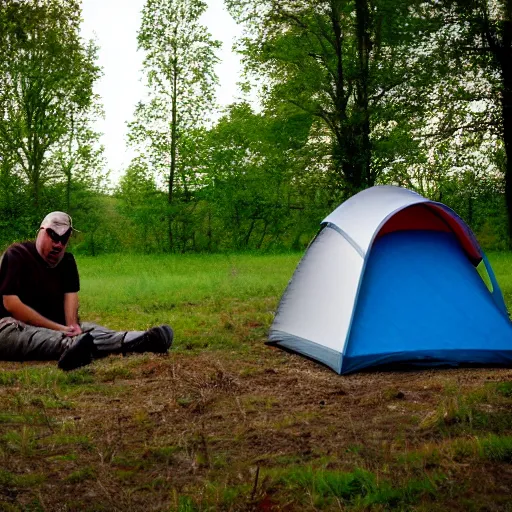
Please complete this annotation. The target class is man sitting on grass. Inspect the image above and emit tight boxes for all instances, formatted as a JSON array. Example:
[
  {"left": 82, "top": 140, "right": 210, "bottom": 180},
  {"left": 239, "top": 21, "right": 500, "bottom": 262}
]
[{"left": 0, "top": 212, "right": 173, "bottom": 371}]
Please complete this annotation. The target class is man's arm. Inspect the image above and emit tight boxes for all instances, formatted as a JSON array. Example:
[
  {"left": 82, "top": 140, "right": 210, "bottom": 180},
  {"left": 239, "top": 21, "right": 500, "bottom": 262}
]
[
  {"left": 3, "top": 295, "right": 68, "bottom": 332},
  {"left": 64, "top": 292, "right": 82, "bottom": 336}
]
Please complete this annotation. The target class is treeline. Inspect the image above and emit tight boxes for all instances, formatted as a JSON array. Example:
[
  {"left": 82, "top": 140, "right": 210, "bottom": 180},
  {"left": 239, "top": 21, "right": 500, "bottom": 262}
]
[{"left": 0, "top": 0, "right": 510, "bottom": 254}]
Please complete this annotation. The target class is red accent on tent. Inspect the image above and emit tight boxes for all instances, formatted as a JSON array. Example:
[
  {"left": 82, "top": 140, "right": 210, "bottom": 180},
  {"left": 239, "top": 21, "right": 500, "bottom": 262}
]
[{"left": 377, "top": 203, "right": 482, "bottom": 265}]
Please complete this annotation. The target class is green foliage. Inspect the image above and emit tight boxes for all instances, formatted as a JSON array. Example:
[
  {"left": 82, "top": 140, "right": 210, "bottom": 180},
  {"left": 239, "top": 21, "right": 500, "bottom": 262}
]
[
  {"left": 0, "top": 0, "right": 102, "bottom": 212},
  {"left": 115, "top": 159, "right": 168, "bottom": 253},
  {"left": 0, "top": 0, "right": 510, "bottom": 253},
  {"left": 226, "top": 0, "right": 442, "bottom": 194},
  {"left": 128, "top": 0, "right": 221, "bottom": 251},
  {"left": 119, "top": 101, "right": 328, "bottom": 253},
  {"left": 0, "top": 0, "right": 105, "bottom": 250},
  {"left": 201, "top": 103, "right": 322, "bottom": 251}
]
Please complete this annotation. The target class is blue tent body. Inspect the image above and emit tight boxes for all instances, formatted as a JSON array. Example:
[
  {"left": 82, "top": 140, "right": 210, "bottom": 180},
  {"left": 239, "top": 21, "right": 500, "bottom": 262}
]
[
  {"left": 344, "top": 231, "right": 512, "bottom": 373},
  {"left": 268, "top": 186, "right": 512, "bottom": 374}
]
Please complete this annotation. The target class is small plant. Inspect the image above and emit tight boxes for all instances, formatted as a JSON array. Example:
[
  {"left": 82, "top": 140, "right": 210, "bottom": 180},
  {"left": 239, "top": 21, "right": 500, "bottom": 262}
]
[
  {"left": 10, "top": 390, "right": 72, "bottom": 410},
  {"left": 448, "top": 438, "right": 478, "bottom": 461},
  {"left": 44, "top": 434, "right": 94, "bottom": 451},
  {"left": 278, "top": 466, "right": 376, "bottom": 504},
  {"left": 65, "top": 466, "right": 96, "bottom": 484},
  {"left": 1, "top": 427, "right": 37, "bottom": 457},
  {"left": 495, "top": 381, "right": 512, "bottom": 398},
  {"left": 143, "top": 445, "right": 181, "bottom": 465},
  {"left": 421, "top": 392, "right": 483, "bottom": 433},
  {"left": 96, "top": 364, "right": 133, "bottom": 382},
  {"left": 397, "top": 444, "right": 442, "bottom": 470},
  {"left": 203, "top": 481, "right": 251, "bottom": 510},
  {"left": 132, "top": 410, "right": 152, "bottom": 427},
  {"left": 0, "top": 371, "right": 17, "bottom": 386},
  {"left": 0, "top": 469, "right": 45, "bottom": 488},
  {"left": 174, "top": 495, "right": 197, "bottom": 512},
  {"left": 479, "top": 435, "right": 512, "bottom": 462},
  {"left": 382, "top": 388, "right": 405, "bottom": 400}
]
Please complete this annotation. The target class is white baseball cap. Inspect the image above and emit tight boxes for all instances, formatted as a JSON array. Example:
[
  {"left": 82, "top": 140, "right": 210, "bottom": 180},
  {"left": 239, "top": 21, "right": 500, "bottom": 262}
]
[{"left": 40, "top": 211, "right": 76, "bottom": 236}]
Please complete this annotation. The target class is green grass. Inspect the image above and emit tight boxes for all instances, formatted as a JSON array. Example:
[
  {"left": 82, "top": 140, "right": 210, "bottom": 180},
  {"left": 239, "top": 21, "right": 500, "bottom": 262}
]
[
  {"left": 479, "top": 435, "right": 512, "bottom": 462},
  {"left": 485, "top": 251, "right": 512, "bottom": 306},
  {"left": 0, "top": 251, "right": 511, "bottom": 511},
  {"left": 0, "top": 469, "right": 45, "bottom": 488},
  {"left": 76, "top": 252, "right": 299, "bottom": 350},
  {"left": 0, "top": 367, "right": 94, "bottom": 389},
  {"left": 205, "top": 465, "right": 445, "bottom": 510},
  {"left": 78, "top": 252, "right": 298, "bottom": 307},
  {"left": 75, "top": 250, "right": 512, "bottom": 337}
]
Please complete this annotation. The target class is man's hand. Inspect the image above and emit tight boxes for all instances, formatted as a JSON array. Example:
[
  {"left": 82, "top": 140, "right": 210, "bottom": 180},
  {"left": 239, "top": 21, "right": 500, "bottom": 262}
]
[{"left": 65, "top": 323, "right": 82, "bottom": 337}]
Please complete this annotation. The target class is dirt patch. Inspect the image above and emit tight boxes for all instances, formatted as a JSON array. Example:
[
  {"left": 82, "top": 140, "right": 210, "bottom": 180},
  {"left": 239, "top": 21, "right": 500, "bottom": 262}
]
[{"left": 1, "top": 347, "right": 512, "bottom": 510}]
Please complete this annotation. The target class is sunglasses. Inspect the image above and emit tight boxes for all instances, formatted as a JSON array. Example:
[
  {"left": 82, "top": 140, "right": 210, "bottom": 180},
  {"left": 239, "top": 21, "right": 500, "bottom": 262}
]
[{"left": 46, "top": 228, "right": 72, "bottom": 245}]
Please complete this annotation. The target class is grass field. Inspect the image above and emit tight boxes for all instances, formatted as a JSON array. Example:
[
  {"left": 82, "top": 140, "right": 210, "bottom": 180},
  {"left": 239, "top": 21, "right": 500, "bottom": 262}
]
[{"left": 1, "top": 251, "right": 512, "bottom": 511}]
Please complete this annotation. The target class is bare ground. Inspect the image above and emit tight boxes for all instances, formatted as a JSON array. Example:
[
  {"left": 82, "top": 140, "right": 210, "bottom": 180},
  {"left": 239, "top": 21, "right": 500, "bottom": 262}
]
[{"left": 1, "top": 343, "right": 512, "bottom": 511}]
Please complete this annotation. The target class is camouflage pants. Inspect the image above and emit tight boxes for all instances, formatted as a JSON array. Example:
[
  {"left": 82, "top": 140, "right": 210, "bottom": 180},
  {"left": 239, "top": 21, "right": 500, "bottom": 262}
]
[{"left": 0, "top": 317, "right": 144, "bottom": 361}]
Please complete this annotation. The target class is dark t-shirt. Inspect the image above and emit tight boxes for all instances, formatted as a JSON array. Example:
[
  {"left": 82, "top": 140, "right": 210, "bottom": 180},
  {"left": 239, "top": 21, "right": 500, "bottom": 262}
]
[{"left": 0, "top": 242, "right": 80, "bottom": 325}]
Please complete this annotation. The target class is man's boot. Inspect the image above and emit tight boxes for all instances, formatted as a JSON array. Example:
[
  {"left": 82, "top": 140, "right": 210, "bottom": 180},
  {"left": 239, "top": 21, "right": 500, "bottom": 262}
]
[
  {"left": 58, "top": 325, "right": 174, "bottom": 371},
  {"left": 121, "top": 325, "right": 174, "bottom": 355}
]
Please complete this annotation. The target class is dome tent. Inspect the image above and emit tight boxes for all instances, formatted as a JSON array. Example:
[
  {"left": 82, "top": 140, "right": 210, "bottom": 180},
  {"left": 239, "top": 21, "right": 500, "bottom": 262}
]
[{"left": 268, "top": 185, "right": 512, "bottom": 374}]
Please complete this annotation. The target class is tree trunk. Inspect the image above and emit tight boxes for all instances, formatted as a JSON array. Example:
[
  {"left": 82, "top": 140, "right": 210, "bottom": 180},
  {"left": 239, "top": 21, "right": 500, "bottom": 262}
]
[
  {"left": 66, "top": 113, "right": 75, "bottom": 213},
  {"left": 355, "top": 0, "right": 372, "bottom": 188},
  {"left": 496, "top": 15, "right": 512, "bottom": 245},
  {"left": 32, "top": 171, "right": 40, "bottom": 211},
  {"left": 168, "top": 47, "right": 178, "bottom": 252},
  {"left": 501, "top": 77, "right": 512, "bottom": 245},
  {"left": 329, "top": 2, "right": 352, "bottom": 193},
  {"left": 207, "top": 207, "right": 212, "bottom": 252},
  {"left": 330, "top": 0, "right": 373, "bottom": 196},
  {"left": 66, "top": 169, "right": 71, "bottom": 212}
]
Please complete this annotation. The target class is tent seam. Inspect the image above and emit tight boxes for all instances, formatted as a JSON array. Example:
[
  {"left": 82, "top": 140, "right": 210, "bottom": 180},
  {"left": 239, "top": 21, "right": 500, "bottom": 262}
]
[{"left": 324, "top": 223, "right": 365, "bottom": 258}]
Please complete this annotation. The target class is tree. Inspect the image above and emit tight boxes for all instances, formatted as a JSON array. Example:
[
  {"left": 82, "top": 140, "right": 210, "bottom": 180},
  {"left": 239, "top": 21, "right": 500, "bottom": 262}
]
[
  {"left": 225, "top": 0, "right": 437, "bottom": 196},
  {"left": 421, "top": 0, "right": 512, "bottom": 242},
  {"left": 0, "top": 0, "right": 101, "bottom": 212},
  {"left": 49, "top": 96, "right": 106, "bottom": 213},
  {"left": 117, "top": 157, "right": 168, "bottom": 253},
  {"left": 129, "top": 0, "right": 221, "bottom": 250},
  {"left": 202, "top": 102, "right": 319, "bottom": 250}
]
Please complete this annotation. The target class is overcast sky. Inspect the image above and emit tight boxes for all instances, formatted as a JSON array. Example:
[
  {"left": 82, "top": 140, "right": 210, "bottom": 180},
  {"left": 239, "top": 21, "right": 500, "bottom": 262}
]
[{"left": 80, "top": 0, "right": 244, "bottom": 180}]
